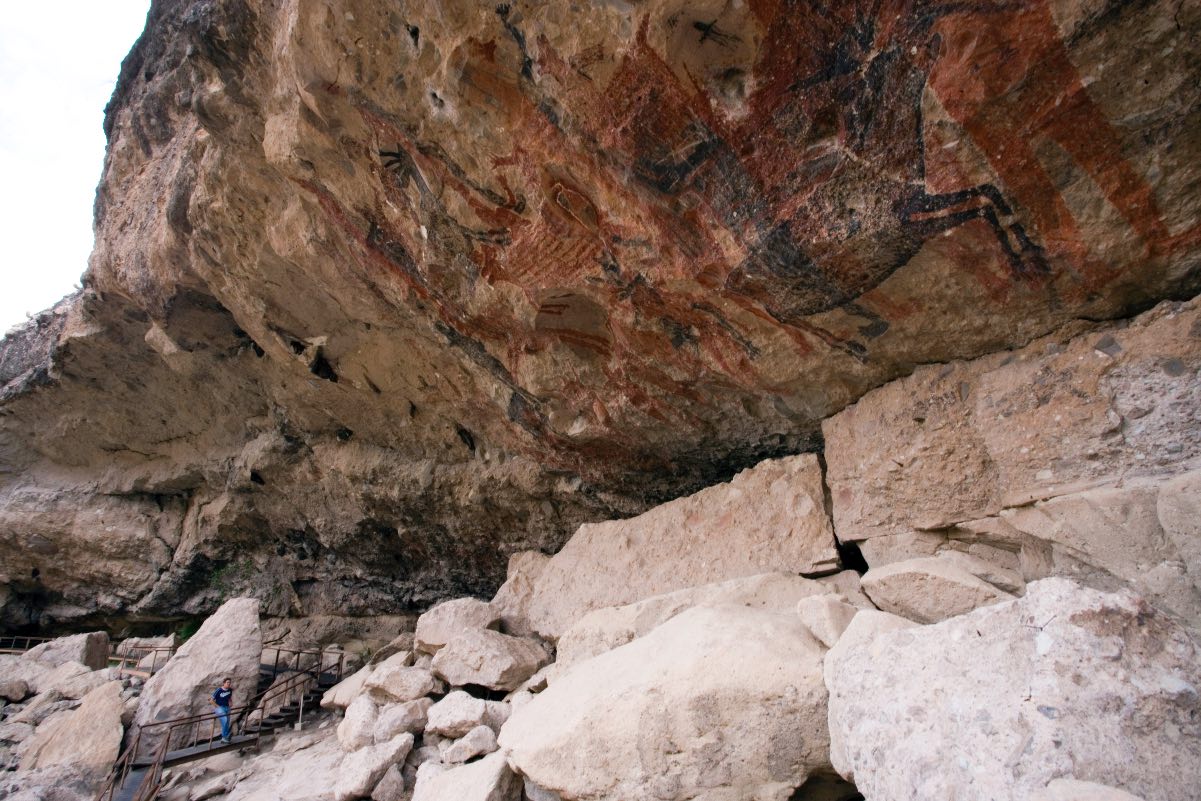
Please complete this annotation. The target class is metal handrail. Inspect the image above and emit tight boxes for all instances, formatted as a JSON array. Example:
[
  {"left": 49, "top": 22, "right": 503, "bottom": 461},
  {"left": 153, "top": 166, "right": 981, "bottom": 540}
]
[
  {"left": 0, "top": 635, "right": 55, "bottom": 653},
  {"left": 96, "top": 669, "right": 321, "bottom": 801},
  {"left": 260, "top": 646, "right": 346, "bottom": 684},
  {"left": 109, "top": 645, "right": 178, "bottom": 678}
]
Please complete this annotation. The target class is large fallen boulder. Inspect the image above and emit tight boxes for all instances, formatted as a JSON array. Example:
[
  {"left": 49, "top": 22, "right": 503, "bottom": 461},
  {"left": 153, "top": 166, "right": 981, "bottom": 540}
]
[
  {"left": 825, "top": 578, "right": 1201, "bottom": 800},
  {"left": 25, "top": 632, "right": 109, "bottom": 672},
  {"left": 411, "top": 751, "right": 519, "bottom": 801},
  {"left": 334, "top": 733, "right": 414, "bottom": 801},
  {"left": 524, "top": 454, "right": 840, "bottom": 639},
  {"left": 132, "top": 597, "right": 261, "bottom": 741},
  {"left": 414, "top": 598, "right": 500, "bottom": 654},
  {"left": 374, "top": 698, "right": 433, "bottom": 742},
  {"left": 432, "top": 630, "right": 548, "bottom": 691},
  {"left": 490, "top": 551, "right": 550, "bottom": 637},
  {"left": 860, "top": 555, "right": 1015, "bottom": 623},
  {"left": 500, "top": 604, "right": 830, "bottom": 800},
  {"left": 321, "top": 664, "right": 374, "bottom": 711},
  {"left": 19, "top": 681, "right": 124, "bottom": 773},
  {"left": 364, "top": 655, "right": 437, "bottom": 702},
  {"left": 556, "top": 572, "right": 851, "bottom": 670},
  {"left": 426, "top": 691, "right": 509, "bottom": 738},
  {"left": 338, "top": 695, "right": 379, "bottom": 751}
]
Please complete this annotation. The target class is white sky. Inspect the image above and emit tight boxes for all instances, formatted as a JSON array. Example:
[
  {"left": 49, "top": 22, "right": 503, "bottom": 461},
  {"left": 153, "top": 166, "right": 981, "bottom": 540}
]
[{"left": 0, "top": 1, "right": 151, "bottom": 334}]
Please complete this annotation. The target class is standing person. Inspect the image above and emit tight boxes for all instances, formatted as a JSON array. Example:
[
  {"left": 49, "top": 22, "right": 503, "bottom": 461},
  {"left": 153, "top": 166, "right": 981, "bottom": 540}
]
[{"left": 210, "top": 678, "right": 233, "bottom": 743}]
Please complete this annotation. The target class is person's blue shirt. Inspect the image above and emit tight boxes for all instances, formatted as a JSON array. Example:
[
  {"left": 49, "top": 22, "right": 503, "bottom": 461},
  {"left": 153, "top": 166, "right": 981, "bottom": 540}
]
[{"left": 212, "top": 687, "right": 233, "bottom": 708}]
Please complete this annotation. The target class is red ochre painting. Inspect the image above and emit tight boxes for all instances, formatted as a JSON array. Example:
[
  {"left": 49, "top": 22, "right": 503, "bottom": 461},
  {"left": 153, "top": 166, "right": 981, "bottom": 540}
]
[{"left": 297, "top": 0, "right": 1198, "bottom": 453}]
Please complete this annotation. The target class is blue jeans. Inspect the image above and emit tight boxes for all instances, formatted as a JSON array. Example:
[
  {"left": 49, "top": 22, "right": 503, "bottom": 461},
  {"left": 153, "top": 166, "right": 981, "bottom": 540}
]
[{"left": 217, "top": 707, "right": 230, "bottom": 740}]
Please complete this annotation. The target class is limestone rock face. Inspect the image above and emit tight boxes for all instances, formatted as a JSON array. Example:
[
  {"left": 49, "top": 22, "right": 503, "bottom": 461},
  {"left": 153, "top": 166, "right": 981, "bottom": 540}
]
[
  {"left": 431, "top": 630, "right": 548, "bottom": 692},
  {"left": 414, "top": 598, "right": 500, "bottom": 654},
  {"left": 132, "top": 597, "right": 261, "bottom": 739},
  {"left": 555, "top": 571, "right": 847, "bottom": 669},
  {"left": 24, "top": 633, "right": 109, "bottom": 672},
  {"left": 1, "top": 0, "right": 1199, "bottom": 628},
  {"left": 825, "top": 579, "right": 1201, "bottom": 801},
  {"left": 19, "top": 681, "right": 124, "bottom": 772},
  {"left": 526, "top": 455, "right": 838, "bottom": 639},
  {"left": 824, "top": 299, "right": 1201, "bottom": 621},
  {"left": 500, "top": 605, "right": 830, "bottom": 801}
]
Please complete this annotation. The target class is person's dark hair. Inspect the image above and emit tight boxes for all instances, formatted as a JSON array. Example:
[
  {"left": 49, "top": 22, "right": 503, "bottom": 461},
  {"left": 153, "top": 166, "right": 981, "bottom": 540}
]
[{"left": 222, "top": 677, "right": 232, "bottom": 684}]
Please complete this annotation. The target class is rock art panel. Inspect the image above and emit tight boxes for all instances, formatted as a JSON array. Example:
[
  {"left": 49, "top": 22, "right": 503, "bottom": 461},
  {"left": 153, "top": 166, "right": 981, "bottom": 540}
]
[{"left": 5, "top": 0, "right": 1199, "bottom": 625}]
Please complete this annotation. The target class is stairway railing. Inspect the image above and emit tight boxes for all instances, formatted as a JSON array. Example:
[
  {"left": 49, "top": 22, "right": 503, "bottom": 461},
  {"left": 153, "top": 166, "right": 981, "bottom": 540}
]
[
  {"left": 260, "top": 646, "right": 346, "bottom": 684},
  {"left": 0, "top": 635, "right": 55, "bottom": 654},
  {"left": 95, "top": 669, "right": 322, "bottom": 801},
  {"left": 109, "top": 644, "right": 178, "bottom": 678}
]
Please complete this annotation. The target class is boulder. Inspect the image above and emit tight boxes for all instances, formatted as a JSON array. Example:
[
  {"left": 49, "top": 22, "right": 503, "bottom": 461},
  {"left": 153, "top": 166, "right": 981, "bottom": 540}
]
[
  {"left": 426, "top": 690, "right": 509, "bottom": 737},
  {"left": 411, "top": 751, "right": 519, "bottom": 801},
  {"left": 371, "top": 764, "right": 407, "bottom": 801},
  {"left": 365, "top": 656, "right": 437, "bottom": 702},
  {"left": 861, "top": 555, "right": 1014, "bottom": 623},
  {"left": 415, "top": 598, "right": 501, "bottom": 654},
  {"left": 19, "top": 681, "right": 123, "bottom": 772},
  {"left": 490, "top": 551, "right": 550, "bottom": 637},
  {"left": 0, "top": 722, "right": 34, "bottom": 744},
  {"left": 188, "top": 728, "right": 344, "bottom": 801},
  {"left": 500, "top": 605, "right": 830, "bottom": 800},
  {"left": 374, "top": 697, "right": 433, "bottom": 742},
  {"left": 321, "top": 663, "right": 374, "bottom": 711},
  {"left": 525, "top": 454, "right": 839, "bottom": 639},
  {"left": 556, "top": 572, "right": 840, "bottom": 670},
  {"left": 795, "top": 595, "right": 859, "bottom": 649},
  {"left": 338, "top": 694, "right": 379, "bottom": 751},
  {"left": 8, "top": 690, "right": 68, "bottom": 725},
  {"left": 25, "top": 632, "right": 109, "bottom": 672},
  {"left": 0, "top": 763, "right": 99, "bottom": 801},
  {"left": 432, "top": 630, "right": 548, "bottom": 692},
  {"left": 0, "top": 679, "right": 29, "bottom": 703},
  {"left": 33, "top": 662, "right": 91, "bottom": 696},
  {"left": 441, "top": 724, "right": 498, "bottom": 763},
  {"left": 0, "top": 657, "right": 49, "bottom": 694},
  {"left": 825, "top": 579, "right": 1201, "bottom": 800},
  {"left": 334, "top": 733, "right": 414, "bottom": 801},
  {"left": 132, "top": 597, "right": 261, "bottom": 743}
]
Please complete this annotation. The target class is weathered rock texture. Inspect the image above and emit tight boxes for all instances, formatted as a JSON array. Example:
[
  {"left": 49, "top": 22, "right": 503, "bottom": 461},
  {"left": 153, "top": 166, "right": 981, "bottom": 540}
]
[
  {"left": 131, "top": 597, "right": 261, "bottom": 739},
  {"left": 825, "top": 579, "right": 1201, "bottom": 801},
  {"left": 526, "top": 454, "right": 838, "bottom": 638},
  {"left": 500, "top": 604, "right": 830, "bottom": 801},
  {"left": 2, "top": 0, "right": 1199, "bottom": 626},
  {"left": 824, "top": 298, "right": 1201, "bottom": 623}
]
